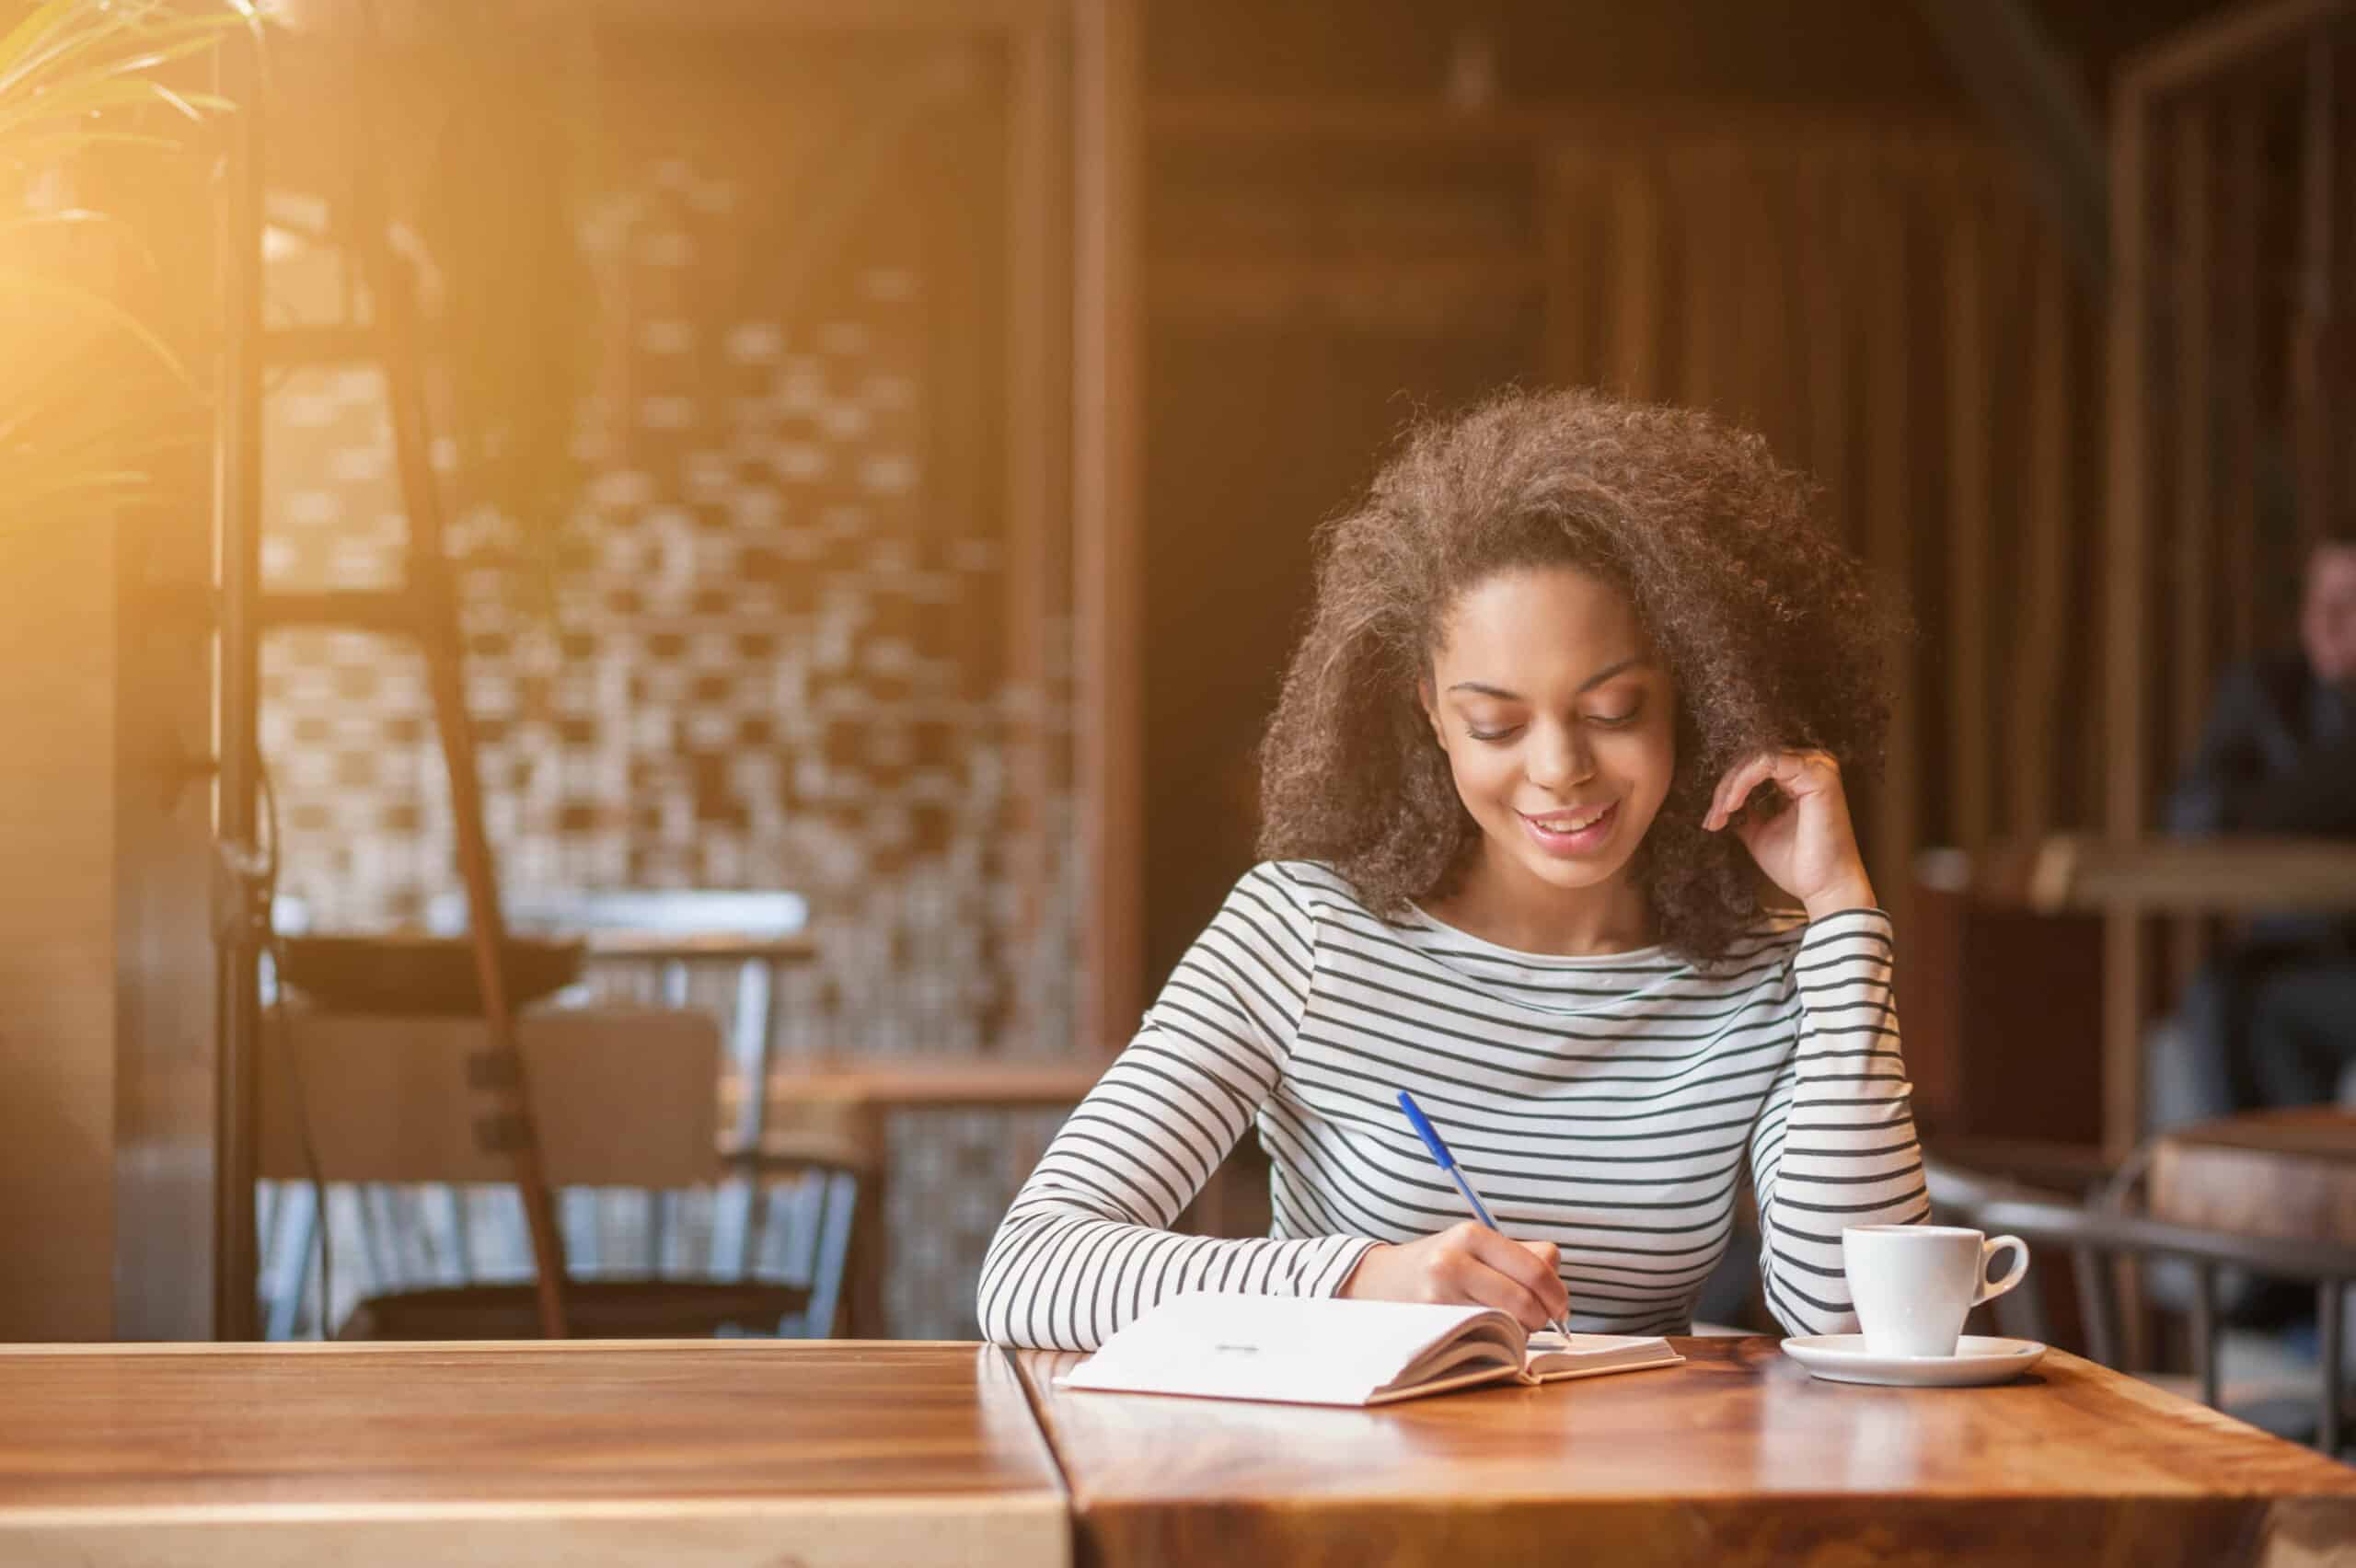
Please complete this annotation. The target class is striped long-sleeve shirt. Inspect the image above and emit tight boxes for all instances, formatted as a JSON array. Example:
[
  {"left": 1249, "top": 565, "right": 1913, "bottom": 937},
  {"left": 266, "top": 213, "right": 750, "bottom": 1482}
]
[{"left": 977, "top": 860, "right": 1926, "bottom": 1351}]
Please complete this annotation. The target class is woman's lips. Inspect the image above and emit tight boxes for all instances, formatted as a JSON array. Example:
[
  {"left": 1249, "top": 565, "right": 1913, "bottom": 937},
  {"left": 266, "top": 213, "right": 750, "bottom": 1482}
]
[{"left": 1519, "top": 799, "right": 1619, "bottom": 858}]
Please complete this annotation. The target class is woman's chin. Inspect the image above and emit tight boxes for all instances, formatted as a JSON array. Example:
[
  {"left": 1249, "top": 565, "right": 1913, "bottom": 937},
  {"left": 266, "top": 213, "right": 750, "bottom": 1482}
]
[{"left": 1519, "top": 849, "right": 1634, "bottom": 892}]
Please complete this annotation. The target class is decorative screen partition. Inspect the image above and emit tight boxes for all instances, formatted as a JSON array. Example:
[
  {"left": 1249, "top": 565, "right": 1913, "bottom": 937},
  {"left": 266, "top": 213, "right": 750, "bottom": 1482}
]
[{"left": 237, "top": 3, "right": 1142, "bottom": 1339}]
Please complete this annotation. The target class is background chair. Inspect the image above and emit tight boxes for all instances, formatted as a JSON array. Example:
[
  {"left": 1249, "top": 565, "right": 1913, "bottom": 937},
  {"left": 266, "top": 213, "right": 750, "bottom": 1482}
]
[
  {"left": 257, "top": 1005, "right": 869, "bottom": 1339},
  {"left": 1926, "top": 1147, "right": 2356, "bottom": 1455},
  {"left": 428, "top": 888, "right": 818, "bottom": 1271}
]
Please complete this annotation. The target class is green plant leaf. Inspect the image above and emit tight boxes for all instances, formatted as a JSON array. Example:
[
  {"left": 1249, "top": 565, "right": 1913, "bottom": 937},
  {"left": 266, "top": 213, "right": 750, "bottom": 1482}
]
[
  {"left": 0, "top": 0, "right": 83, "bottom": 87},
  {"left": 0, "top": 205, "right": 164, "bottom": 274},
  {"left": 98, "top": 30, "right": 244, "bottom": 86},
  {"left": 9, "top": 127, "right": 187, "bottom": 156},
  {"left": 0, "top": 265, "right": 200, "bottom": 396},
  {"left": 0, "top": 76, "right": 233, "bottom": 140}
]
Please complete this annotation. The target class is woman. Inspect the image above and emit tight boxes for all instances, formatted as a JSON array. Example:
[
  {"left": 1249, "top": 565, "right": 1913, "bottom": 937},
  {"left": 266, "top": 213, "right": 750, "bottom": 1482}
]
[{"left": 979, "top": 388, "right": 1925, "bottom": 1352}]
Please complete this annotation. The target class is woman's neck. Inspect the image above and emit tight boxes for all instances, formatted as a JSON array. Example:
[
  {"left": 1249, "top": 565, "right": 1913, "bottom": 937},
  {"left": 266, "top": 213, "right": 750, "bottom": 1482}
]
[{"left": 1423, "top": 842, "right": 1657, "bottom": 958}]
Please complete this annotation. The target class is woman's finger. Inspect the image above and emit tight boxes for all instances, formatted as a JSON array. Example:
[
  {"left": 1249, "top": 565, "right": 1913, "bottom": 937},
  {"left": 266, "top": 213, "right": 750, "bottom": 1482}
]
[
  {"left": 1448, "top": 1256, "right": 1556, "bottom": 1331},
  {"left": 1706, "top": 754, "right": 1775, "bottom": 831},
  {"left": 1462, "top": 1227, "right": 1570, "bottom": 1320},
  {"left": 1767, "top": 749, "right": 1840, "bottom": 797},
  {"left": 1703, "top": 764, "right": 1746, "bottom": 830},
  {"left": 1713, "top": 748, "right": 1848, "bottom": 828}
]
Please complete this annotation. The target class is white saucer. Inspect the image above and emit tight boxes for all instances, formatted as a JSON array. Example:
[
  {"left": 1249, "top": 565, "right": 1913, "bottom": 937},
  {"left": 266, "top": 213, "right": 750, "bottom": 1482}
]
[{"left": 1780, "top": 1334, "right": 2048, "bottom": 1388}]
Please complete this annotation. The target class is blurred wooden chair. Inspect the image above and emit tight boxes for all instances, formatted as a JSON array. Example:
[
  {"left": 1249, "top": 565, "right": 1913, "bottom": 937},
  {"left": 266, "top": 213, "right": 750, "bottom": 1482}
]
[
  {"left": 258, "top": 1007, "right": 872, "bottom": 1340},
  {"left": 1927, "top": 1147, "right": 2356, "bottom": 1455},
  {"left": 428, "top": 887, "right": 826, "bottom": 1280}
]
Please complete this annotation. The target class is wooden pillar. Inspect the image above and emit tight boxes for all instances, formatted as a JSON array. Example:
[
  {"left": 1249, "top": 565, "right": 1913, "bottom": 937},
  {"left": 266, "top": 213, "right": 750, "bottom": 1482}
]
[
  {"left": 1003, "top": 22, "right": 1073, "bottom": 1051},
  {"left": 1795, "top": 163, "right": 1854, "bottom": 553},
  {"left": 2171, "top": 108, "right": 2217, "bottom": 763},
  {"left": 2012, "top": 245, "right": 2074, "bottom": 843},
  {"left": 1073, "top": 0, "right": 1143, "bottom": 1057},
  {"left": 1607, "top": 165, "right": 1664, "bottom": 402},
  {"left": 0, "top": 525, "right": 124, "bottom": 1342},
  {"left": 2292, "top": 27, "right": 2346, "bottom": 552},
  {"left": 1542, "top": 153, "right": 1595, "bottom": 389},
  {"left": 0, "top": 428, "right": 218, "bottom": 1346},
  {"left": 210, "top": 24, "right": 266, "bottom": 1342},
  {"left": 1864, "top": 172, "right": 1921, "bottom": 899},
  {"left": 2169, "top": 107, "right": 2219, "bottom": 998},
  {"left": 2104, "top": 81, "right": 2155, "bottom": 1159},
  {"left": 1944, "top": 188, "right": 1993, "bottom": 855},
  {"left": 2220, "top": 96, "right": 2263, "bottom": 663}
]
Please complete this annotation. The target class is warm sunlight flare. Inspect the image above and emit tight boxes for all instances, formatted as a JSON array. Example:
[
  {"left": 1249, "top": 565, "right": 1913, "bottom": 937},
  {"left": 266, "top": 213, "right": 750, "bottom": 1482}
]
[{"left": 3, "top": 3, "right": 2356, "bottom": 1559}]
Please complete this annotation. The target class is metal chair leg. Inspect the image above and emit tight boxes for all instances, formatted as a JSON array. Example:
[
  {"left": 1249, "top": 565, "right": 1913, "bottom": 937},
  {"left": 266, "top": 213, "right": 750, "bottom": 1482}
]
[
  {"left": 2191, "top": 1263, "right": 2219, "bottom": 1410},
  {"left": 261, "top": 1182, "right": 318, "bottom": 1341},
  {"left": 2074, "top": 1247, "right": 2119, "bottom": 1369},
  {"left": 806, "top": 1170, "right": 858, "bottom": 1338},
  {"left": 648, "top": 1189, "right": 674, "bottom": 1277},
  {"left": 562, "top": 1187, "right": 601, "bottom": 1277},
  {"left": 731, "top": 956, "right": 774, "bottom": 1150},
  {"left": 709, "top": 1176, "right": 754, "bottom": 1280},
  {"left": 444, "top": 1182, "right": 477, "bottom": 1281},
  {"left": 2322, "top": 1281, "right": 2345, "bottom": 1458},
  {"left": 710, "top": 955, "right": 777, "bottom": 1280},
  {"left": 355, "top": 1183, "right": 402, "bottom": 1293}
]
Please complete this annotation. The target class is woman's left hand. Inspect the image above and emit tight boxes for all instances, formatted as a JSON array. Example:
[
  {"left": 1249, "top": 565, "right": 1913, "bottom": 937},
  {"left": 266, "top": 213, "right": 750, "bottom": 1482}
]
[{"left": 1703, "top": 748, "right": 1877, "bottom": 920}]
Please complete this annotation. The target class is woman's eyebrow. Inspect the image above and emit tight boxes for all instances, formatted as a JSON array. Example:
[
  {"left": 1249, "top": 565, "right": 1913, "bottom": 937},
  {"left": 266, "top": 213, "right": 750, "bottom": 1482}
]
[
  {"left": 1576, "top": 657, "right": 1648, "bottom": 692},
  {"left": 1448, "top": 657, "right": 1648, "bottom": 702}
]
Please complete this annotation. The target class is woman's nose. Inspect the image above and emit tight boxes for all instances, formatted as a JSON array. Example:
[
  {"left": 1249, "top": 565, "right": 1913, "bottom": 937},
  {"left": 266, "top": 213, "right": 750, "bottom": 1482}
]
[{"left": 1525, "top": 723, "right": 1594, "bottom": 790}]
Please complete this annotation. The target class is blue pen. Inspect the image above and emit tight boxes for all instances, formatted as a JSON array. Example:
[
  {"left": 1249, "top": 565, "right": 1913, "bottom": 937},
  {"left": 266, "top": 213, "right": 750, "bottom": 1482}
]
[{"left": 1396, "top": 1089, "right": 1573, "bottom": 1339}]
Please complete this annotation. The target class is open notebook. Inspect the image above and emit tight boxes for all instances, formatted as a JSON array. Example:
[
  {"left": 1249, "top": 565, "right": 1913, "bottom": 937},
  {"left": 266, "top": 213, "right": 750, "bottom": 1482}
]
[{"left": 1056, "top": 1292, "right": 1684, "bottom": 1407}]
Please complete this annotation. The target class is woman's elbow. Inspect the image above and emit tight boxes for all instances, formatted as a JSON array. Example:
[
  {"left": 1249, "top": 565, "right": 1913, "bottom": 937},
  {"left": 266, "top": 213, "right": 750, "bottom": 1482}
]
[{"left": 974, "top": 1214, "right": 1055, "bottom": 1348}]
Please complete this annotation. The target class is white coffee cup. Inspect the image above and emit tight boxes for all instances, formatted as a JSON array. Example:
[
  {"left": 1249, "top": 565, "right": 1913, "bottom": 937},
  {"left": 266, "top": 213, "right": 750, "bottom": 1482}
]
[{"left": 1841, "top": 1223, "right": 2030, "bottom": 1358}]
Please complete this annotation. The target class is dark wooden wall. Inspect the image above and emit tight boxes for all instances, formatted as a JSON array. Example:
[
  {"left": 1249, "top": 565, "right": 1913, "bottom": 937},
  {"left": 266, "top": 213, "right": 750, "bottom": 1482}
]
[{"left": 1138, "top": 0, "right": 2154, "bottom": 986}]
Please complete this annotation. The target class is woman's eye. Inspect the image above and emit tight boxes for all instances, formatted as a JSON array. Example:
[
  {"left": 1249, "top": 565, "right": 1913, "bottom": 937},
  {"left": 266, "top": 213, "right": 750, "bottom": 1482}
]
[
  {"left": 1464, "top": 726, "right": 1519, "bottom": 744},
  {"left": 1584, "top": 704, "right": 1643, "bottom": 729}
]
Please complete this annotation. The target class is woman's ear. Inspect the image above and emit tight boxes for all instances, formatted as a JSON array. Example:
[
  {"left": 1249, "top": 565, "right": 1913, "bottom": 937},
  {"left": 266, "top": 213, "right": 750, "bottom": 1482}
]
[{"left": 1416, "top": 677, "right": 1444, "bottom": 745}]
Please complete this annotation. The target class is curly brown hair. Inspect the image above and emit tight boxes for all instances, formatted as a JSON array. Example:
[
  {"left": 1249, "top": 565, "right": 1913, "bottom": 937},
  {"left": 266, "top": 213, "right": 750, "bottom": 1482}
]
[{"left": 1256, "top": 386, "right": 1901, "bottom": 964}]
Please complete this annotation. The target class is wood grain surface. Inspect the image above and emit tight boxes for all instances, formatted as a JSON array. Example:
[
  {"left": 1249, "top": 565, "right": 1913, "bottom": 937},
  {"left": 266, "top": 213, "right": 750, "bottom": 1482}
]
[
  {"left": 2153, "top": 1109, "right": 2356, "bottom": 1244},
  {"left": 0, "top": 1340, "right": 1067, "bottom": 1567},
  {"left": 1014, "top": 1335, "right": 2356, "bottom": 1567}
]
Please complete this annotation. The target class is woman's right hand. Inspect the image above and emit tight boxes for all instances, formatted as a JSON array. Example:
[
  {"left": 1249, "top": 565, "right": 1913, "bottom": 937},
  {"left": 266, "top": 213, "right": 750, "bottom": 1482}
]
[{"left": 1337, "top": 1221, "right": 1570, "bottom": 1331}]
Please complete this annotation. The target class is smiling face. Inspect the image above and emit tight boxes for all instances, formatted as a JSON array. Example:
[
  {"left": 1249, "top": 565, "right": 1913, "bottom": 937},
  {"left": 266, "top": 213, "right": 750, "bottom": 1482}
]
[{"left": 1418, "top": 566, "right": 1678, "bottom": 944}]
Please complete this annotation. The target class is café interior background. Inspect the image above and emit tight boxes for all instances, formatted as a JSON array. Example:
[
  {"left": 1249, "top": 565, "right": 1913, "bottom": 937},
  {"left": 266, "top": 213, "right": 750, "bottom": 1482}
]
[{"left": 0, "top": 0, "right": 2325, "bottom": 1342}]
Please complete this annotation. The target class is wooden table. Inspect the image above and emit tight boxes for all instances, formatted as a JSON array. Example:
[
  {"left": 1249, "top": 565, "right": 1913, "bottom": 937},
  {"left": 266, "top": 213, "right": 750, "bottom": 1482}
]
[
  {"left": 1013, "top": 1335, "right": 2356, "bottom": 1566},
  {"left": 0, "top": 1340, "right": 1067, "bottom": 1567},
  {"left": 11, "top": 1335, "right": 2356, "bottom": 1565},
  {"left": 2152, "top": 1108, "right": 2356, "bottom": 1244}
]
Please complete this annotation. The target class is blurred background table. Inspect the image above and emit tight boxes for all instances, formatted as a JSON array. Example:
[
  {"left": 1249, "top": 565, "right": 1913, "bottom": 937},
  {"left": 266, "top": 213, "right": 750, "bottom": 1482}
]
[
  {"left": 1912, "top": 836, "right": 2356, "bottom": 1164},
  {"left": 746, "top": 1056, "right": 1109, "bottom": 1336},
  {"left": 2009, "top": 836, "right": 2356, "bottom": 916},
  {"left": 2151, "top": 1109, "right": 2356, "bottom": 1246}
]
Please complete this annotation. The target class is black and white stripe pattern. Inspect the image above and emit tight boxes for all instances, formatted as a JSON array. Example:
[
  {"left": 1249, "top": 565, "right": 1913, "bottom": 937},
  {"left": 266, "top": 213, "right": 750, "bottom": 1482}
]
[{"left": 978, "top": 860, "right": 1924, "bottom": 1351}]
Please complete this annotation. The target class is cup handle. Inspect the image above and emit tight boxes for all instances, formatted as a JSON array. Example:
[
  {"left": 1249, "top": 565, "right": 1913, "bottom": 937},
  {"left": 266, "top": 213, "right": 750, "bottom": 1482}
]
[{"left": 1973, "top": 1234, "right": 2030, "bottom": 1307}]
